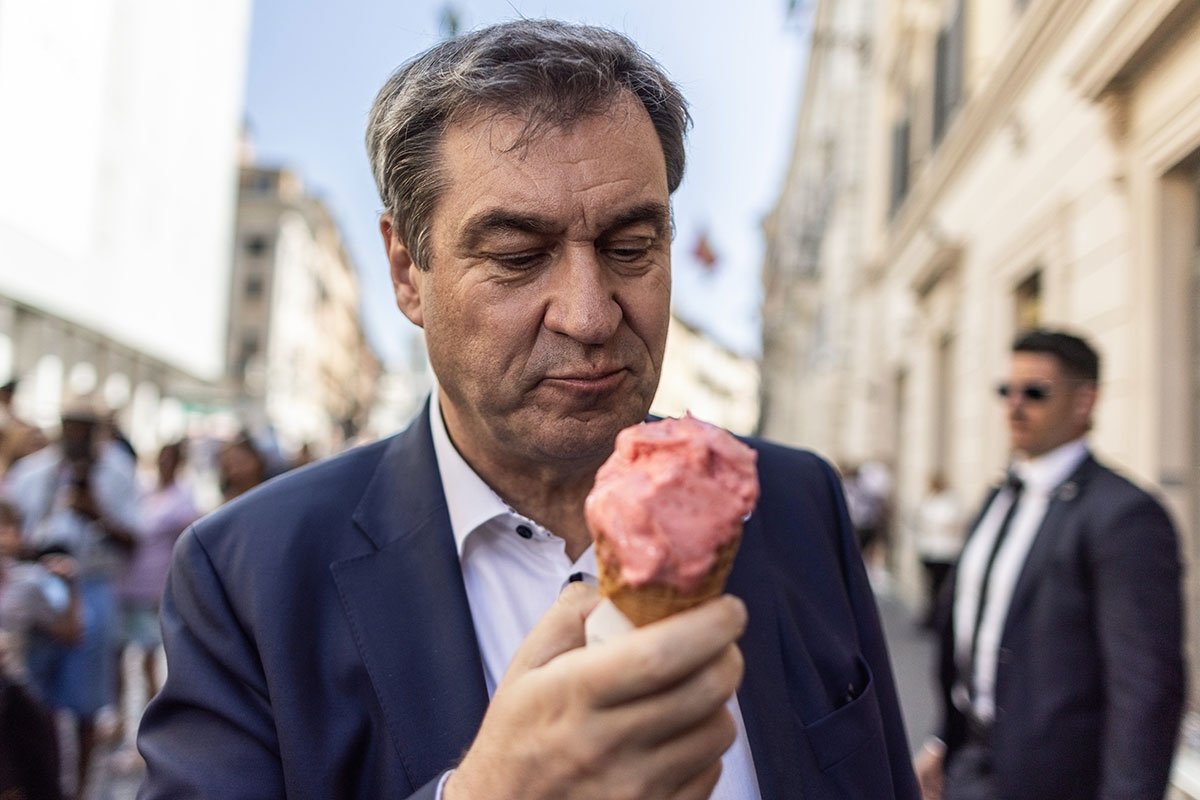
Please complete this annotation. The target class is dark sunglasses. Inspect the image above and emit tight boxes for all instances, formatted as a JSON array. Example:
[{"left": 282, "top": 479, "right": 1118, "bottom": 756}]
[{"left": 996, "top": 382, "right": 1054, "bottom": 403}]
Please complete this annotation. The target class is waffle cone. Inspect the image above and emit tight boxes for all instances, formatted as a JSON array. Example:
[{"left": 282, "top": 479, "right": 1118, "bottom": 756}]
[{"left": 596, "top": 532, "right": 741, "bottom": 627}]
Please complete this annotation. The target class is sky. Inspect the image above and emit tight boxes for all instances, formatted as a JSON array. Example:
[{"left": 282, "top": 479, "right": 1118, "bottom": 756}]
[{"left": 243, "top": 0, "right": 809, "bottom": 368}]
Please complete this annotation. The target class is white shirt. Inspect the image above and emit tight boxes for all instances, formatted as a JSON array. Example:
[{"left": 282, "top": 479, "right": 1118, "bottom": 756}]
[
  {"left": 429, "top": 397, "right": 762, "bottom": 799},
  {"left": 952, "top": 438, "right": 1088, "bottom": 721}
]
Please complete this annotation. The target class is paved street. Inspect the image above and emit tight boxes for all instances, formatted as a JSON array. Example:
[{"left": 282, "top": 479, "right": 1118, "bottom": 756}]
[{"left": 875, "top": 589, "right": 940, "bottom": 754}]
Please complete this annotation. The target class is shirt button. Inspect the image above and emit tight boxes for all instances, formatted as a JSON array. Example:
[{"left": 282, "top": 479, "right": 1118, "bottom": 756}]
[{"left": 515, "top": 524, "right": 533, "bottom": 539}]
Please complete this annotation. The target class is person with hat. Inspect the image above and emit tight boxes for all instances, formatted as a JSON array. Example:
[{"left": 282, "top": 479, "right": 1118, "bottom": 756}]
[{"left": 3, "top": 397, "right": 141, "bottom": 796}]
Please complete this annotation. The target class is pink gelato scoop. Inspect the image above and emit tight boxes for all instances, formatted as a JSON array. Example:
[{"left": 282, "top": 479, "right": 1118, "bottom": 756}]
[{"left": 585, "top": 414, "right": 760, "bottom": 594}]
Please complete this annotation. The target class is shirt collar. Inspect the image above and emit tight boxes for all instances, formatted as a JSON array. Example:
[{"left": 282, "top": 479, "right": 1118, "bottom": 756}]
[
  {"left": 1013, "top": 437, "right": 1089, "bottom": 493},
  {"left": 429, "top": 392, "right": 528, "bottom": 557}
]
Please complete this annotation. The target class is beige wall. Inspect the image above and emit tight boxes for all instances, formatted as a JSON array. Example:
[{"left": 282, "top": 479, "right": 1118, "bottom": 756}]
[{"left": 763, "top": 2, "right": 1200, "bottom": 768}]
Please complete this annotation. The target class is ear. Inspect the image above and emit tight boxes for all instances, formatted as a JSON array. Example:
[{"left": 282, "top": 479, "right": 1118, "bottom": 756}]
[
  {"left": 1073, "top": 381, "right": 1098, "bottom": 428},
  {"left": 381, "top": 214, "right": 425, "bottom": 328}
]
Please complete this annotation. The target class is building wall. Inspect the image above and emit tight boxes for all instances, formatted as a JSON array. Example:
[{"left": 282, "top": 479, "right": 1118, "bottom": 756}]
[
  {"left": 764, "top": 0, "right": 1200, "bottom": 781},
  {"left": 0, "top": 0, "right": 250, "bottom": 380},
  {"left": 654, "top": 313, "right": 760, "bottom": 436},
  {"left": 230, "top": 166, "right": 381, "bottom": 457}
]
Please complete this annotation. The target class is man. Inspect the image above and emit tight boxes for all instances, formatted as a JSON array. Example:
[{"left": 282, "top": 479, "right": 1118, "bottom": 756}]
[
  {"left": 1, "top": 500, "right": 81, "bottom": 800},
  {"left": 915, "top": 330, "right": 1185, "bottom": 800},
  {"left": 138, "top": 20, "right": 919, "bottom": 799},
  {"left": 4, "top": 399, "right": 141, "bottom": 795}
]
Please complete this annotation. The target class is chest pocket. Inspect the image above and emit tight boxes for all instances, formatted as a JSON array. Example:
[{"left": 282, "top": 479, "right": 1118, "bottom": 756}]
[{"left": 801, "top": 654, "right": 895, "bottom": 798}]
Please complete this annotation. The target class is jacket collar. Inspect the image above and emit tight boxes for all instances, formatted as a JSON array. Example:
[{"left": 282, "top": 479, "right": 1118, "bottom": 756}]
[{"left": 333, "top": 401, "right": 489, "bottom": 789}]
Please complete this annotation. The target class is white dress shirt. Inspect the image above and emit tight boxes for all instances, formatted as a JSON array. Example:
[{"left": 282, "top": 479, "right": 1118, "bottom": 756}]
[
  {"left": 952, "top": 438, "right": 1088, "bottom": 721},
  {"left": 429, "top": 397, "right": 762, "bottom": 798}
]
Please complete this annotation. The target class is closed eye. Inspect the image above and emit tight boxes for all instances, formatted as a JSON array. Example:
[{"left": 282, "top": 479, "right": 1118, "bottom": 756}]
[
  {"left": 490, "top": 251, "right": 550, "bottom": 271},
  {"left": 605, "top": 245, "right": 652, "bottom": 262}
]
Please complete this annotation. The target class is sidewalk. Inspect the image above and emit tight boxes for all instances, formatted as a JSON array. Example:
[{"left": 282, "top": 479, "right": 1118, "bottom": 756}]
[{"left": 874, "top": 586, "right": 939, "bottom": 754}]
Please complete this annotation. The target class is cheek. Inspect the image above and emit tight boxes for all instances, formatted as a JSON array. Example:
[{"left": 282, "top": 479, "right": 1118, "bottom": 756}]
[
  {"left": 620, "top": 275, "right": 671, "bottom": 352},
  {"left": 423, "top": 287, "right": 542, "bottom": 375}
]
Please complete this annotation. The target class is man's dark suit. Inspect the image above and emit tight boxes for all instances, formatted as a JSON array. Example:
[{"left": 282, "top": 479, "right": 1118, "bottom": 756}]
[
  {"left": 137, "top": 405, "right": 920, "bottom": 799},
  {"left": 934, "top": 454, "right": 1185, "bottom": 800}
]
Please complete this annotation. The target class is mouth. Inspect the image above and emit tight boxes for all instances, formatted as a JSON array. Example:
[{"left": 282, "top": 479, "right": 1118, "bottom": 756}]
[{"left": 540, "top": 368, "right": 627, "bottom": 394}]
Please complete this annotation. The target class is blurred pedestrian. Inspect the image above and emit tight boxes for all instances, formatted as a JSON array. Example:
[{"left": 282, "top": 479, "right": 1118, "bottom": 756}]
[
  {"left": 915, "top": 329, "right": 1185, "bottom": 800},
  {"left": 844, "top": 460, "right": 892, "bottom": 581},
  {"left": 914, "top": 473, "right": 962, "bottom": 628},
  {"left": 3, "top": 399, "right": 141, "bottom": 797},
  {"left": 137, "top": 19, "right": 920, "bottom": 800},
  {"left": 0, "top": 499, "right": 80, "bottom": 800},
  {"left": 0, "top": 378, "right": 45, "bottom": 477},
  {"left": 113, "top": 441, "right": 198, "bottom": 754},
  {"left": 217, "top": 431, "right": 267, "bottom": 503}
]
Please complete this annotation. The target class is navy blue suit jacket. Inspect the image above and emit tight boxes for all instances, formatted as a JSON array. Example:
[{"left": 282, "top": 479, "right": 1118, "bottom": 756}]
[
  {"left": 138, "top": 406, "right": 919, "bottom": 799},
  {"left": 935, "top": 454, "right": 1185, "bottom": 800}
]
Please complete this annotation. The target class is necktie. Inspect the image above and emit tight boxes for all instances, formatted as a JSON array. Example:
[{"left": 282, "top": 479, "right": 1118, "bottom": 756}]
[{"left": 966, "top": 472, "right": 1024, "bottom": 704}]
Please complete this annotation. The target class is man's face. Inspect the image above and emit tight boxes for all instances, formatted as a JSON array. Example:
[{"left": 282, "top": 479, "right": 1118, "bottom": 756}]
[
  {"left": 386, "top": 93, "right": 672, "bottom": 475},
  {"left": 1003, "top": 352, "right": 1096, "bottom": 458}
]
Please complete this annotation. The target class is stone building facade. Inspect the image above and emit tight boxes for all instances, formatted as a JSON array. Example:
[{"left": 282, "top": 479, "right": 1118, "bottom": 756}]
[
  {"left": 763, "top": 0, "right": 1200, "bottom": 789},
  {"left": 229, "top": 165, "right": 381, "bottom": 457},
  {"left": 654, "top": 312, "right": 761, "bottom": 435}
]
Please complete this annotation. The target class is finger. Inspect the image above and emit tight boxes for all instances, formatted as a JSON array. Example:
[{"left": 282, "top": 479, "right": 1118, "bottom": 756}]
[
  {"left": 602, "top": 642, "right": 742, "bottom": 752},
  {"left": 667, "top": 744, "right": 726, "bottom": 800},
  {"left": 660, "top": 704, "right": 738, "bottom": 775},
  {"left": 504, "top": 581, "right": 601, "bottom": 678},
  {"left": 583, "top": 595, "right": 747, "bottom": 708}
]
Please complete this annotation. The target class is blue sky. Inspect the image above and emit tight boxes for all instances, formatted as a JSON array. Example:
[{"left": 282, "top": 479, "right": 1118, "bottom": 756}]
[{"left": 244, "top": 0, "right": 808, "bottom": 368}]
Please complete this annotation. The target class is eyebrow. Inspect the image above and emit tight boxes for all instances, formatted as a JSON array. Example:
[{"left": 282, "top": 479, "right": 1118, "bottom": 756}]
[
  {"left": 601, "top": 202, "right": 672, "bottom": 239},
  {"left": 459, "top": 211, "right": 559, "bottom": 251},
  {"left": 459, "top": 201, "right": 672, "bottom": 251}
]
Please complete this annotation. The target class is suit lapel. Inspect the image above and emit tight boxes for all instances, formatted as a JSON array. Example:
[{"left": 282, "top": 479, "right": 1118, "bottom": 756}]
[
  {"left": 1002, "top": 455, "right": 1096, "bottom": 641},
  {"left": 727, "top": 509, "right": 806, "bottom": 798},
  {"left": 331, "top": 406, "right": 489, "bottom": 789}
]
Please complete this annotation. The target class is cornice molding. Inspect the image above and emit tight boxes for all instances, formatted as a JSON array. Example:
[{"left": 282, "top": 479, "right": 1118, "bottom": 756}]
[
  {"left": 1069, "top": 0, "right": 1199, "bottom": 100},
  {"left": 883, "top": 0, "right": 1093, "bottom": 264}
]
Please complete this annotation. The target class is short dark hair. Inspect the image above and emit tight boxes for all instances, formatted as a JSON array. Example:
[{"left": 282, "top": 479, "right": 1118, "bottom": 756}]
[
  {"left": 1012, "top": 329, "right": 1100, "bottom": 382},
  {"left": 366, "top": 18, "right": 691, "bottom": 271}
]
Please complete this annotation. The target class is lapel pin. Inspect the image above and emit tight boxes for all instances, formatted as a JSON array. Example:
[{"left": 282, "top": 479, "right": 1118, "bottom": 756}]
[{"left": 1057, "top": 481, "right": 1078, "bottom": 501}]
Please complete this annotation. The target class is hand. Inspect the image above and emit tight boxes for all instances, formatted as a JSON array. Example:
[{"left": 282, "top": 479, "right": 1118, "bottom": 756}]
[
  {"left": 914, "top": 739, "right": 946, "bottom": 800},
  {"left": 39, "top": 553, "right": 79, "bottom": 583},
  {"left": 445, "top": 583, "right": 747, "bottom": 800}
]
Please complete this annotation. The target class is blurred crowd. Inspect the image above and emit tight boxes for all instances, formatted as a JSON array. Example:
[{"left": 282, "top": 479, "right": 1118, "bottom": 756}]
[{"left": 0, "top": 379, "right": 318, "bottom": 799}]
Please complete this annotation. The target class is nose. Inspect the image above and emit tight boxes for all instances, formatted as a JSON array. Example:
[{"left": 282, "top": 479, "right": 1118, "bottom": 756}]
[{"left": 542, "top": 245, "right": 622, "bottom": 345}]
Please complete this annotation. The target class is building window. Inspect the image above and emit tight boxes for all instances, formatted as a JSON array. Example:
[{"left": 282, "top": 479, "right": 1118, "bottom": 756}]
[
  {"left": 933, "top": 2, "right": 966, "bottom": 147},
  {"left": 1014, "top": 270, "right": 1042, "bottom": 332},
  {"left": 889, "top": 115, "right": 912, "bottom": 217},
  {"left": 245, "top": 273, "right": 264, "bottom": 300},
  {"left": 245, "top": 235, "right": 271, "bottom": 258},
  {"left": 934, "top": 333, "right": 954, "bottom": 475}
]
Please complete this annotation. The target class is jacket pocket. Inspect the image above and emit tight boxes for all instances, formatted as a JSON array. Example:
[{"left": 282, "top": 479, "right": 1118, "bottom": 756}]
[{"left": 802, "top": 654, "right": 895, "bottom": 798}]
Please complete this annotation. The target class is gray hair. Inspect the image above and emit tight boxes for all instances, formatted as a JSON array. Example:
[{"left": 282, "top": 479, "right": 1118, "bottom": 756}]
[{"left": 366, "top": 18, "right": 691, "bottom": 270}]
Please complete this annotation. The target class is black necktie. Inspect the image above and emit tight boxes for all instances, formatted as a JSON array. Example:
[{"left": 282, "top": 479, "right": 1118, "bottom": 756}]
[{"left": 966, "top": 472, "right": 1024, "bottom": 704}]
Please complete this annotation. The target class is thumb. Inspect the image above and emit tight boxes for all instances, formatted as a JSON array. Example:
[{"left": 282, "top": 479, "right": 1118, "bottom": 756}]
[{"left": 504, "top": 581, "right": 600, "bottom": 679}]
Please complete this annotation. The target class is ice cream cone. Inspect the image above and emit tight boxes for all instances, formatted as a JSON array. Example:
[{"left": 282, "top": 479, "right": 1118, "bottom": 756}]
[{"left": 596, "top": 533, "right": 741, "bottom": 627}]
